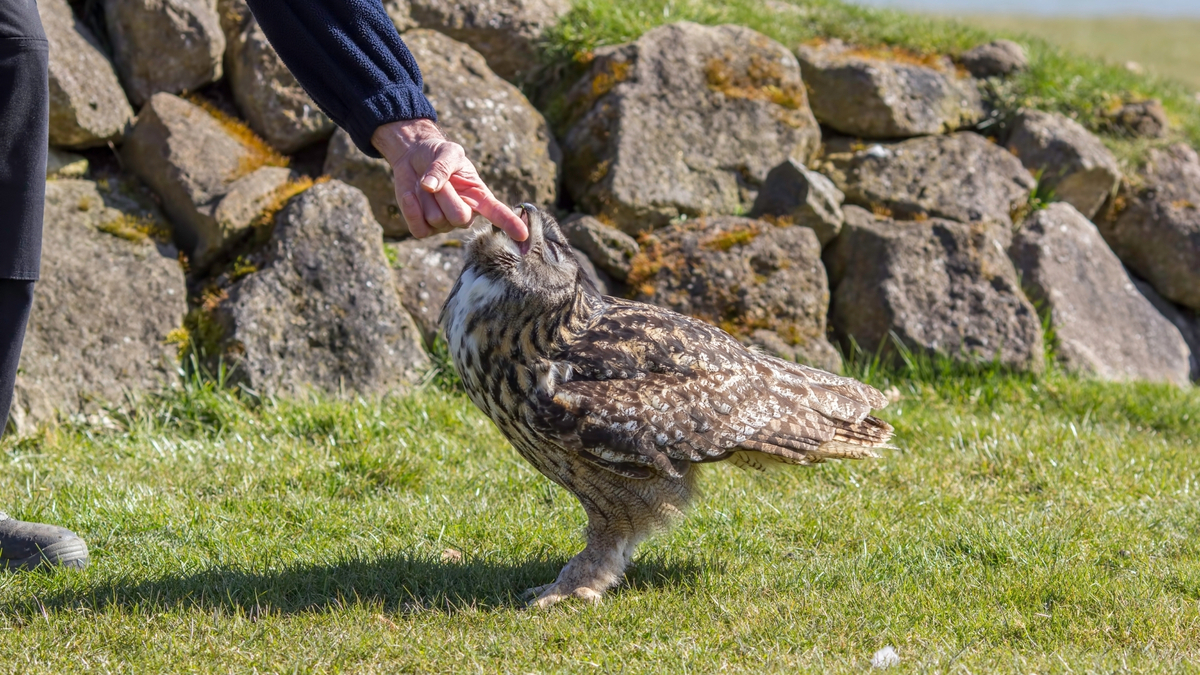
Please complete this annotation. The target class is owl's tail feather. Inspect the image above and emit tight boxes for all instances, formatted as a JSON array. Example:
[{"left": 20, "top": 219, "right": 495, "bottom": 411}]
[
  {"left": 734, "top": 414, "right": 894, "bottom": 469},
  {"left": 832, "top": 415, "right": 894, "bottom": 446},
  {"left": 812, "top": 414, "right": 894, "bottom": 460}
]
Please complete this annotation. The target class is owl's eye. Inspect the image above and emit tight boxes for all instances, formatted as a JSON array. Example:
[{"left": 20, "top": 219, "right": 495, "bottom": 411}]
[{"left": 543, "top": 240, "right": 563, "bottom": 265}]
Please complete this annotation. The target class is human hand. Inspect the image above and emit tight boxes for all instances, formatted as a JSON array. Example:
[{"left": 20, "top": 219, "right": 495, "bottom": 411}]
[{"left": 371, "top": 119, "right": 528, "bottom": 241}]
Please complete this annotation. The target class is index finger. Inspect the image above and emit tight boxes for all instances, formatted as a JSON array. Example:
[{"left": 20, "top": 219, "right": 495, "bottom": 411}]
[{"left": 472, "top": 194, "right": 528, "bottom": 241}]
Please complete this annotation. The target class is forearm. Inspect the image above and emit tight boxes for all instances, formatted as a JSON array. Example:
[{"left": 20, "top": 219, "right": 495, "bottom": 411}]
[{"left": 244, "top": 0, "right": 437, "bottom": 157}]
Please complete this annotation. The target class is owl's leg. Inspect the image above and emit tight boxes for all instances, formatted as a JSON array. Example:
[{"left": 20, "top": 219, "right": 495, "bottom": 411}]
[{"left": 527, "top": 518, "right": 638, "bottom": 609}]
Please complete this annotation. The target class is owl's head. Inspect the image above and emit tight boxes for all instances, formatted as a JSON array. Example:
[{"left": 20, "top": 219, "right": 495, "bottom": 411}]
[{"left": 462, "top": 204, "right": 592, "bottom": 304}]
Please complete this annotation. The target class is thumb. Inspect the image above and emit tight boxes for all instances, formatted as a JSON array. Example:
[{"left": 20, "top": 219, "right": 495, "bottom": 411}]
[{"left": 419, "top": 143, "right": 465, "bottom": 193}]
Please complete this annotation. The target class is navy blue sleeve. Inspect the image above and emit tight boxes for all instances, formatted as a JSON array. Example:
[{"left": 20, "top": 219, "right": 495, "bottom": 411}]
[{"left": 245, "top": 0, "right": 437, "bottom": 158}]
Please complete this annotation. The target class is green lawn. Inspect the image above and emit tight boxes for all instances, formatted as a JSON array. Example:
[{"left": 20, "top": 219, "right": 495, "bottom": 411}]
[
  {"left": 5, "top": 1, "right": 1200, "bottom": 671},
  {"left": 2, "top": 366, "right": 1198, "bottom": 672}
]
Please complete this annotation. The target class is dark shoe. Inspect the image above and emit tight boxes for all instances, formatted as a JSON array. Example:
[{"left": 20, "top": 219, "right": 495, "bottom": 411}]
[{"left": 0, "top": 512, "right": 89, "bottom": 571}]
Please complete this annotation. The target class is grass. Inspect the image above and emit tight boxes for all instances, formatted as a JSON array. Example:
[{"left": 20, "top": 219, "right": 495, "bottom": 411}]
[
  {"left": 536, "top": 0, "right": 1200, "bottom": 166},
  {"left": 6, "top": 1, "right": 1200, "bottom": 670},
  {"left": 1, "top": 361, "right": 1198, "bottom": 672}
]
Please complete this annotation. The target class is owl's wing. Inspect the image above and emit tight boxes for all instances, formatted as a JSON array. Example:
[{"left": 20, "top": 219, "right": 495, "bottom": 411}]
[{"left": 534, "top": 300, "right": 893, "bottom": 479}]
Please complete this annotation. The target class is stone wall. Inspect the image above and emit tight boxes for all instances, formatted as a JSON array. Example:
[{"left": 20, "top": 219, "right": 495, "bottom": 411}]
[{"left": 13, "top": 8, "right": 1198, "bottom": 432}]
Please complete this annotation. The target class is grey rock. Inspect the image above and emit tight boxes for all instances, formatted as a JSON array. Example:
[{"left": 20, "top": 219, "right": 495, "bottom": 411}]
[
  {"left": 324, "top": 30, "right": 559, "bottom": 237},
  {"left": 226, "top": 17, "right": 334, "bottom": 152},
  {"left": 560, "top": 214, "right": 639, "bottom": 282},
  {"left": 630, "top": 215, "right": 840, "bottom": 371},
  {"left": 407, "top": 0, "right": 570, "bottom": 81},
  {"left": 46, "top": 148, "right": 88, "bottom": 178},
  {"left": 1005, "top": 109, "right": 1120, "bottom": 219},
  {"left": 387, "top": 228, "right": 609, "bottom": 346},
  {"left": 42, "top": 0, "right": 133, "bottom": 148},
  {"left": 1108, "top": 99, "right": 1169, "bottom": 139},
  {"left": 216, "top": 0, "right": 250, "bottom": 39},
  {"left": 826, "top": 206, "right": 1044, "bottom": 372},
  {"left": 384, "top": 1, "right": 418, "bottom": 31},
  {"left": 210, "top": 165, "right": 295, "bottom": 242},
  {"left": 322, "top": 131, "right": 402, "bottom": 236},
  {"left": 105, "top": 0, "right": 225, "bottom": 106},
  {"left": 796, "top": 39, "right": 984, "bottom": 139},
  {"left": 1009, "top": 203, "right": 1190, "bottom": 385},
  {"left": 959, "top": 40, "right": 1028, "bottom": 78},
  {"left": 1097, "top": 143, "right": 1200, "bottom": 311},
  {"left": 122, "top": 92, "right": 294, "bottom": 269},
  {"left": 564, "top": 22, "right": 821, "bottom": 234},
  {"left": 749, "top": 159, "right": 845, "bottom": 246},
  {"left": 1133, "top": 278, "right": 1200, "bottom": 382},
  {"left": 212, "top": 181, "right": 430, "bottom": 397},
  {"left": 388, "top": 231, "right": 468, "bottom": 347},
  {"left": 822, "top": 132, "right": 1035, "bottom": 233},
  {"left": 12, "top": 180, "right": 185, "bottom": 432}
]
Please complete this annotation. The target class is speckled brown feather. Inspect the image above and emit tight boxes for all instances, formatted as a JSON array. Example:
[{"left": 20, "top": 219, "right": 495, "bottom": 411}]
[{"left": 441, "top": 206, "right": 892, "bottom": 608}]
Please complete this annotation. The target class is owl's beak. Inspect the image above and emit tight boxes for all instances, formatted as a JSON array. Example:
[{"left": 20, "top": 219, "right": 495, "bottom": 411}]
[{"left": 513, "top": 203, "right": 540, "bottom": 256}]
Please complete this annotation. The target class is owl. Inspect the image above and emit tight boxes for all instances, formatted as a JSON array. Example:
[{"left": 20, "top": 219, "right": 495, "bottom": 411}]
[{"left": 441, "top": 205, "right": 893, "bottom": 608}]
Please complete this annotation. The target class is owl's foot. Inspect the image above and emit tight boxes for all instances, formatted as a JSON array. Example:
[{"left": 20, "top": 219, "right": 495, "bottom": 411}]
[{"left": 525, "top": 582, "right": 604, "bottom": 609}]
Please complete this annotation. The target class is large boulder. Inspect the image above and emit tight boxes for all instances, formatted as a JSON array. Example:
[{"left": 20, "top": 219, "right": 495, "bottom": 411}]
[
  {"left": 387, "top": 231, "right": 468, "bottom": 347},
  {"left": 560, "top": 214, "right": 639, "bottom": 283},
  {"left": 42, "top": 0, "right": 133, "bottom": 148},
  {"left": 959, "top": 40, "right": 1028, "bottom": 79},
  {"left": 407, "top": 0, "right": 571, "bottom": 81},
  {"left": 322, "top": 132, "right": 403, "bottom": 237},
  {"left": 826, "top": 206, "right": 1044, "bottom": 372},
  {"left": 822, "top": 132, "right": 1035, "bottom": 233},
  {"left": 1009, "top": 203, "right": 1190, "bottom": 385},
  {"left": 123, "top": 92, "right": 294, "bottom": 269},
  {"left": 210, "top": 181, "right": 430, "bottom": 396},
  {"left": 387, "top": 228, "right": 610, "bottom": 347},
  {"left": 563, "top": 22, "right": 821, "bottom": 234},
  {"left": 11, "top": 180, "right": 185, "bottom": 432},
  {"left": 748, "top": 159, "right": 845, "bottom": 247},
  {"left": 225, "top": 15, "right": 335, "bottom": 152},
  {"left": 795, "top": 39, "right": 984, "bottom": 139},
  {"left": 324, "top": 30, "right": 559, "bottom": 237},
  {"left": 1134, "top": 280, "right": 1200, "bottom": 382},
  {"left": 628, "top": 215, "right": 840, "bottom": 371},
  {"left": 383, "top": 1, "right": 418, "bottom": 31},
  {"left": 1098, "top": 144, "right": 1200, "bottom": 311},
  {"left": 104, "top": 0, "right": 225, "bottom": 106},
  {"left": 1005, "top": 110, "right": 1120, "bottom": 219}
]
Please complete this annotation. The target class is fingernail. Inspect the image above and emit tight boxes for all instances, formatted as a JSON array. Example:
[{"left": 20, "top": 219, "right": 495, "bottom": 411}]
[{"left": 420, "top": 176, "right": 439, "bottom": 190}]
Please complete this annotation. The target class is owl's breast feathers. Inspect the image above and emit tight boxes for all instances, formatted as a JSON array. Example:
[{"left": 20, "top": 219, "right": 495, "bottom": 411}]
[{"left": 532, "top": 298, "right": 894, "bottom": 480}]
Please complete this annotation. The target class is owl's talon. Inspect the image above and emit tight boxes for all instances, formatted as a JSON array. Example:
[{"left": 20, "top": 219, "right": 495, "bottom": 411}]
[
  {"left": 526, "top": 583, "right": 603, "bottom": 609},
  {"left": 520, "top": 583, "right": 552, "bottom": 601}
]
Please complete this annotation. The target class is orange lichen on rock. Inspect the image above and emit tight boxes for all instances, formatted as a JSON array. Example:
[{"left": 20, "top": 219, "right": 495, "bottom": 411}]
[
  {"left": 802, "top": 37, "right": 949, "bottom": 71},
  {"left": 591, "top": 59, "right": 630, "bottom": 99},
  {"left": 186, "top": 94, "right": 289, "bottom": 179},
  {"left": 705, "top": 54, "right": 807, "bottom": 110}
]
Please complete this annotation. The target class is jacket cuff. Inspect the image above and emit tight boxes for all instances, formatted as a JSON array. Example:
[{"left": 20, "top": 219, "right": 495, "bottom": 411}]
[{"left": 345, "top": 83, "right": 439, "bottom": 158}]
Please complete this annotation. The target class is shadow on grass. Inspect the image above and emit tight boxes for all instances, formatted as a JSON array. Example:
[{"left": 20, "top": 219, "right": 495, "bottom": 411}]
[{"left": 8, "top": 554, "right": 708, "bottom": 617}]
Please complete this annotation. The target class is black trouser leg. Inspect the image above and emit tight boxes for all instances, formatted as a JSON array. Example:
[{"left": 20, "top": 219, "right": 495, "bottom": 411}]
[
  {"left": 0, "top": 280, "right": 34, "bottom": 435},
  {"left": 0, "top": 0, "right": 48, "bottom": 282},
  {"left": 0, "top": 0, "right": 48, "bottom": 436}
]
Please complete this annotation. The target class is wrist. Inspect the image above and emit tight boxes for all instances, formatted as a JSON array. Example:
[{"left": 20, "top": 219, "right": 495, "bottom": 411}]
[{"left": 371, "top": 118, "right": 443, "bottom": 161}]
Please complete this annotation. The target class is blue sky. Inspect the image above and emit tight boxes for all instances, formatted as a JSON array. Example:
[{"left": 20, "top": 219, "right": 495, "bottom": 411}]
[{"left": 850, "top": 0, "right": 1200, "bottom": 17}]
